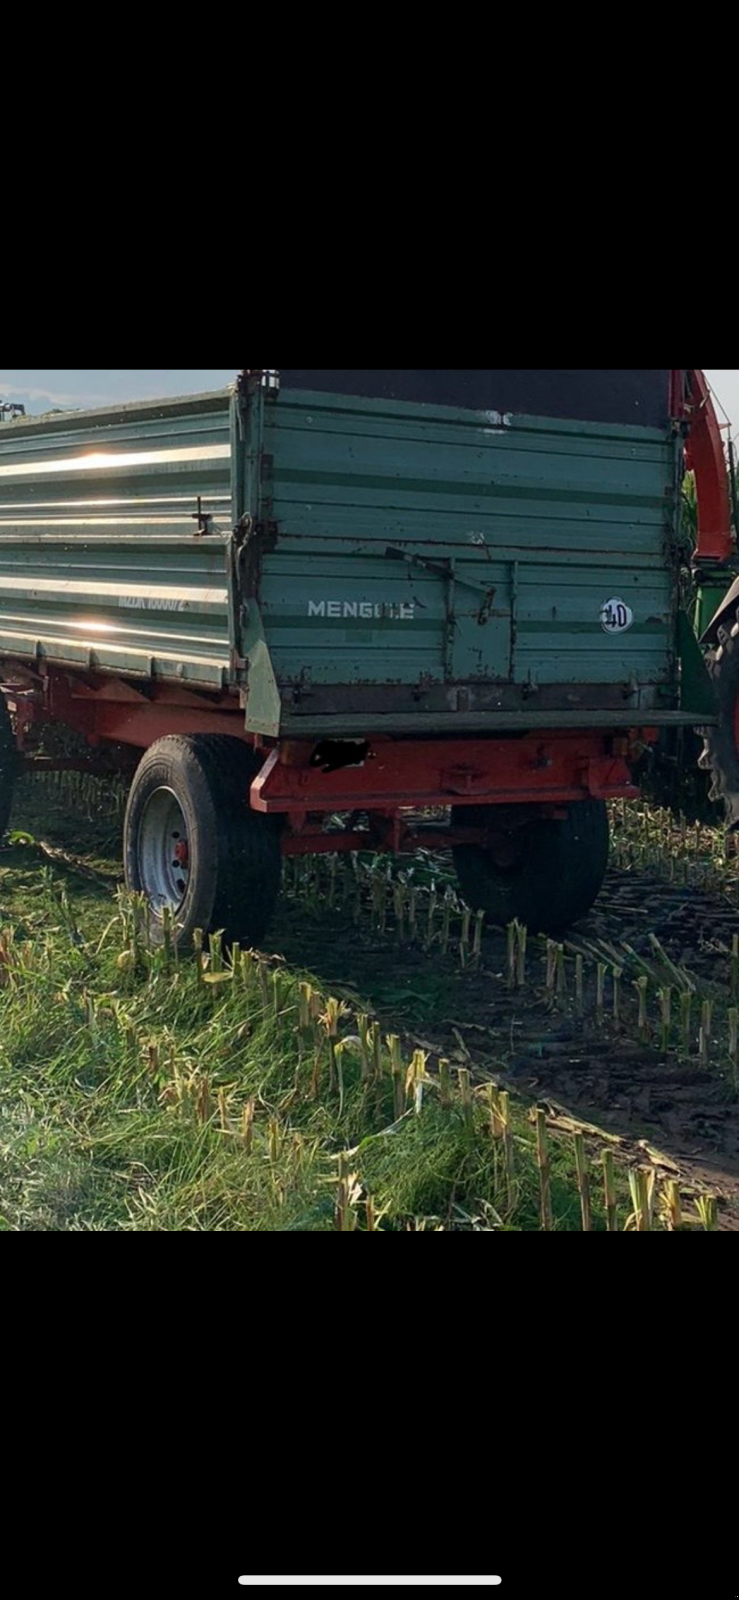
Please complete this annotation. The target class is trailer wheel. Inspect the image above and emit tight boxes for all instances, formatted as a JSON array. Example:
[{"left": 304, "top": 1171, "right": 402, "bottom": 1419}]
[
  {"left": 0, "top": 693, "right": 18, "bottom": 838},
  {"left": 699, "top": 626, "right": 739, "bottom": 823},
  {"left": 124, "top": 736, "right": 282, "bottom": 948},
  {"left": 452, "top": 800, "right": 610, "bottom": 935}
]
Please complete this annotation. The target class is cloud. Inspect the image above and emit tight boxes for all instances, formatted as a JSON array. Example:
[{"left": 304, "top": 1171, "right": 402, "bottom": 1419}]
[
  {"left": 0, "top": 378, "right": 114, "bottom": 408},
  {"left": 0, "top": 370, "right": 236, "bottom": 413}
]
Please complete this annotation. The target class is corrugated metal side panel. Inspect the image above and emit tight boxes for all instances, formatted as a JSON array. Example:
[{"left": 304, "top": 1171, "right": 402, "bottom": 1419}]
[
  {"left": 261, "top": 390, "right": 677, "bottom": 693},
  {"left": 0, "top": 394, "right": 234, "bottom": 686}
]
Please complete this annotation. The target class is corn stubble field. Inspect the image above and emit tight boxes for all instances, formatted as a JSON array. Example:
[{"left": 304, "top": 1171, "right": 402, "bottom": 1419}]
[{"left": 3, "top": 773, "right": 739, "bottom": 1231}]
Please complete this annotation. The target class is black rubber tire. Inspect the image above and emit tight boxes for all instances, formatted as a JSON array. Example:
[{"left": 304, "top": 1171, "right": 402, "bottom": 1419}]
[
  {"left": 124, "top": 736, "right": 282, "bottom": 948},
  {"left": 452, "top": 800, "right": 610, "bottom": 935},
  {"left": 0, "top": 693, "right": 18, "bottom": 838},
  {"left": 699, "top": 626, "right": 739, "bottom": 824}
]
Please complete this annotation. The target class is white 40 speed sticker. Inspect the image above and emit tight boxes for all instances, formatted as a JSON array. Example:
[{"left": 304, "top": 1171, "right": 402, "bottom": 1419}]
[{"left": 600, "top": 597, "right": 634, "bottom": 634}]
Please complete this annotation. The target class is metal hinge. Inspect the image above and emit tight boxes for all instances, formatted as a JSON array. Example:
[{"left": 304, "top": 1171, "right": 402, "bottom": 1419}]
[
  {"left": 191, "top": 496, "right": 214, "bottom": 537},
  {"left": 237, "top": 369, "right": 281, "bottom": 401},
  {"left": 234, "top": 515, "right": 278, "bottom": 549},
  {"left": 234, "top": 514, "right": 254, "bottom": 546}
]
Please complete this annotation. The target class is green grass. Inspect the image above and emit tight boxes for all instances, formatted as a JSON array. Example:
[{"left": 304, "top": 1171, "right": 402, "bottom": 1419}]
[
  {"left": 3, "top": 776, "right": 723, "bottom": 1232},
  {"left": 0, "top": 777, "right": 631, "bottom": 1232}
]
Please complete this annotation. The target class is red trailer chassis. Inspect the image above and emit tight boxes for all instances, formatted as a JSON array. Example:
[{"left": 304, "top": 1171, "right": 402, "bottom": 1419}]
[{"left": 3, "top": 655, "right": 643, "bottom": 854}]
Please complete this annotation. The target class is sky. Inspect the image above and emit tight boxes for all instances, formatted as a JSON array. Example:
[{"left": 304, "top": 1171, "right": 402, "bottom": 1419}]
[
  {"left": 704, "top": 369, "right": 739, "bottom": 441},
  {"left": 1, "top": 369, "right": 738, "bottom": 438},
  {"left": 0, "top": 369, "right": 235, "bottom": 411}
]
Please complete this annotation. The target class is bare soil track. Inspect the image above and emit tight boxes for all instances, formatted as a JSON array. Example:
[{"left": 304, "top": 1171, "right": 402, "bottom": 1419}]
[{"left": 277, "top": 864, "right": 739, "bottom": 1229}]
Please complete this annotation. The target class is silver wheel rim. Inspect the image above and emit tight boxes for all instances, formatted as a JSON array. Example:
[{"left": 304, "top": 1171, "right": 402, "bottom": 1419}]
[{"left": 138, "top": 787, "right": 190, "bottom": 915}]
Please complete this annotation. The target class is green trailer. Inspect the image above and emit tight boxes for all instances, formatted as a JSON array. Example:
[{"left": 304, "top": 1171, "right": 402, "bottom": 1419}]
[{"left": 0, "top": 368, "right": 722, "bottom": 944}]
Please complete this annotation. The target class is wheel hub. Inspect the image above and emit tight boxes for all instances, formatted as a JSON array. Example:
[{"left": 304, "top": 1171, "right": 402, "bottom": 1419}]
[{"left": 138, "top": 787, "right": 190, "bottom": 913}]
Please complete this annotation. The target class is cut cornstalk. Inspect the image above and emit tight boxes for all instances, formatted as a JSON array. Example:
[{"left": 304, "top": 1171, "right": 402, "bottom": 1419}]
[
  {"left": 334, "top": 1153, "right": 351, "bottom": 1232},
  {"left": 407, "top": 1049, "right": 429, "bottom": 1115},
  {"left": 299, "top": 983, "right": 315, "bottom": 1066},
  {"left": 695, "top": 1194, "right": 718, "bottom": 1231},
  {"left": 439, "top": 1057, "right": 451, "bottom": 1109},
  {"left": 487, "top": 1084, "right": 504, "bottom": 1141},
  {"left": 575, "top": 954, "right": 584, "bottom": 1017},
  {"left": 634, "top": 975, "right": 649, "bottom": 1038},
  {"left": 535, "top": 1109, "right": 553, "bottom": 1231},
  {"left": 472, "top": 910, "right": 485, "bottom": 966},
  {"left": 602, "top": 1150, "right": 618, "bottom": 1232},
  {"left": 393, "top": 880, "right": 407, "bottom": 942},
  {"left": 507, "top": 923, "right": 517, "bottom": 989},
  {"left": 658, "top": 987, "right": 672, "bottom": 1052},
  {"left": 258, "top": 962, "right": 270, "bottom": 1011},
  {"left": 661, "top": 1180, "right": 682, "bottom": 1231},
  {"left": 387, "top": 1034, "right": 405, "bottom": 1119},
  {"left": 729, "top": 1008, "right": 739, "bottom": 1075},
  {"left": 195, "top": 1075, "right": 213, "bottom": 1126},
  {"left": 209, "top": 931, "right": 223, "bottom": 974},
  {"left": 556, "top": 945, "right": 567, "bottom": 1000},
  {"left": 441, "top": 893, "right": 453, "bottom": 956},
  {"left": 612, "top": 967, "right": 623, "bottom": 1027},
  {"left": 457, "top": 1068, "right": 473, "bottom": 1130},
  {"left": 408, "top": 887, "right": 419, "bottom": 942},
  {"left": 370, "top": 1021, "right": 382, "bottom": 1084},
  {"left": 459, "top": 905, "right": 472, "bottom": 968},
  {"left": 500, "top": 1091, "right": 515, "bottom": 1208},
  {"left": 335, "top": 1040, "right": 346, "bottom": 1118},
  {"left": 699, "top": 999, "right": 713, "bottom": 1067},
  {"left": 596, "top": 963, "right": 607, "bottom": 1021},
  {"left": 243, "top": 1100, "right": 257, "bottom": 1152},
  {"left": 516, "top": 923, "right": 527, "bottom": 988},
  {"left": 322, "top": 997, "right": 350, "bottom": 1096},
  {"left": 628, "top": 1168, "right": 655, "bottom": 1232},
  {"left": 357, "top": 1012, "right": 372, "bottom": 1081},
  {"left": 680, "top": 991, "right": 693, "bottom": 1057},
  {"left": 217, "top": 1088, "right": 232, "bottom": 1135},
  {"left": 573, "top": 1132, "right": 592, "bottom": 1231}
]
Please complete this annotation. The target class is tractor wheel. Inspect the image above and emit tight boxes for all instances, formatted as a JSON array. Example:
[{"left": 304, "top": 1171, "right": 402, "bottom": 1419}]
[
  {"left": 124, "top": 736, "right": 282, "bottom": 948},
  {"left": 452, "top": 800, "right": 610, "bottom": 935},
  {"left": 699, "top": 626, "right": 739, "bottom": 823}
]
